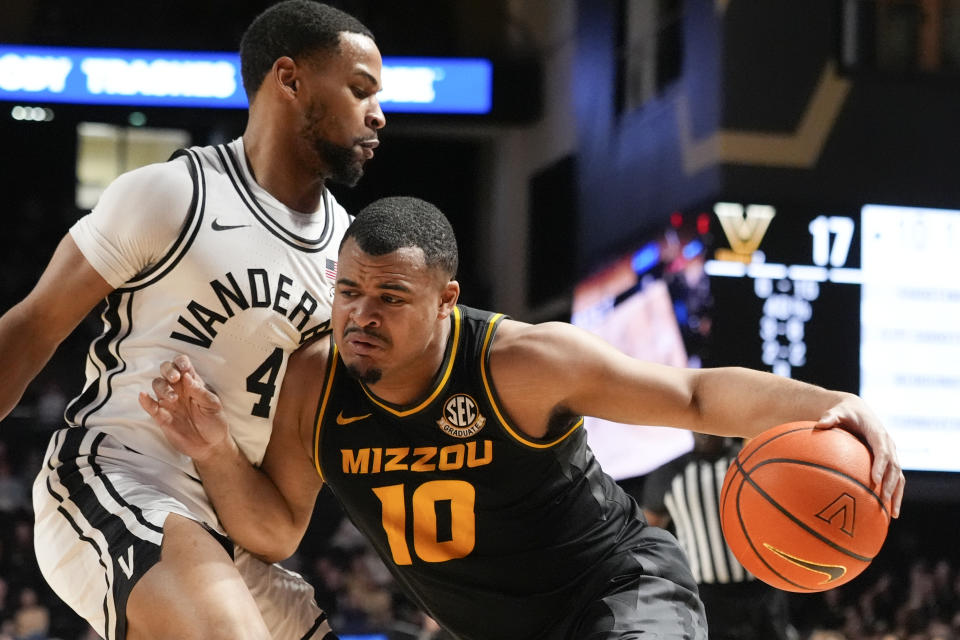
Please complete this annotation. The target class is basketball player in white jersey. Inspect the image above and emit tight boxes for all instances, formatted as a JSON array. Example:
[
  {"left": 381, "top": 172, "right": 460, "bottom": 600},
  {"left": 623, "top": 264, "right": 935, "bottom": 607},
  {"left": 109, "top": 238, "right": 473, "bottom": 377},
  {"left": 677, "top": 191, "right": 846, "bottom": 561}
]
[{"left": 0, "top": 2, "right": 384, "bottom": 639}]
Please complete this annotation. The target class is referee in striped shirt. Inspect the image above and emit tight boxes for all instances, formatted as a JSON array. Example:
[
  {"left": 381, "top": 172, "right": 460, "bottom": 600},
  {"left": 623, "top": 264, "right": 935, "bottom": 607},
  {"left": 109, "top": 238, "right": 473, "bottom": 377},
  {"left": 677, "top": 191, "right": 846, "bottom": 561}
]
[{"left": 642, "top": 434, "right": 796, "bottom": 640}]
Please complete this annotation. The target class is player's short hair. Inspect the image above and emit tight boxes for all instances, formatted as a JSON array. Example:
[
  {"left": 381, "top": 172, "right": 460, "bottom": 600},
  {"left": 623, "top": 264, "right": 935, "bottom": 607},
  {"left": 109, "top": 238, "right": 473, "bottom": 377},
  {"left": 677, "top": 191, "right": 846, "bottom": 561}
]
[
  {"left": 343, "top": 197, "right": 459, "bottom": 279},
  {"left": 240, "top": 0, "right": 374, "bottom": 99}
]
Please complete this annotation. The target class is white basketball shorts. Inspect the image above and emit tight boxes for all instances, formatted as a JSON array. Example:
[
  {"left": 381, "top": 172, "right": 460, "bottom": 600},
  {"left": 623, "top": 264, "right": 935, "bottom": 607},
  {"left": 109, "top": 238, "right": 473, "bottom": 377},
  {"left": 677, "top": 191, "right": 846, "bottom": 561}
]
[{"left": 33, "top": 427, "right": 336, "bottom": 640}]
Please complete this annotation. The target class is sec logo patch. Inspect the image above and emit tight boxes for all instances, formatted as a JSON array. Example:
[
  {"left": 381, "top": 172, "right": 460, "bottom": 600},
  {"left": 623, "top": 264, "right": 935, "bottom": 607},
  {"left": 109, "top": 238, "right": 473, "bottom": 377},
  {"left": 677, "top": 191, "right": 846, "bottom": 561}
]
[{"left": 437, "top": 394, "right": 486, "bottom": 438}]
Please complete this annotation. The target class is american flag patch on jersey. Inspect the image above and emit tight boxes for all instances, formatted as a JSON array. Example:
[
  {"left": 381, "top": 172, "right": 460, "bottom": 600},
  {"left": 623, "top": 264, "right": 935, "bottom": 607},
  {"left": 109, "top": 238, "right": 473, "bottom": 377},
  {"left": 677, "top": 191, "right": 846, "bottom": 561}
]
[{"left": 325, "top": 258, "right": 337, "bottom": 280}]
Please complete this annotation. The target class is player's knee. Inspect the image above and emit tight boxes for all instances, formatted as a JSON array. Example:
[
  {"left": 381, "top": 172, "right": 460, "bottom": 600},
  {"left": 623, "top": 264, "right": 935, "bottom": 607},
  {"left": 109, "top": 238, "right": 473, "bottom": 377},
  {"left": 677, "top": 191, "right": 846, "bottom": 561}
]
[{"left": 126, "top": 524, "right": 272, "bottom": 640}]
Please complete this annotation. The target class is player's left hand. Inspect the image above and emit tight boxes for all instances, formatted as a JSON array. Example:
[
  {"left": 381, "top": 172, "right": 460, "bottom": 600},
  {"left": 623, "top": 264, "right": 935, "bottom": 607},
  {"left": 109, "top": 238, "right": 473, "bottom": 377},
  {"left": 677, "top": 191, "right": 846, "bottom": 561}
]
[
  {"left": 138, "top": 354, "right": 231, "bottom": 464},
  {"left": 816, "top": 394, "right": 904, "bottom": 518}
]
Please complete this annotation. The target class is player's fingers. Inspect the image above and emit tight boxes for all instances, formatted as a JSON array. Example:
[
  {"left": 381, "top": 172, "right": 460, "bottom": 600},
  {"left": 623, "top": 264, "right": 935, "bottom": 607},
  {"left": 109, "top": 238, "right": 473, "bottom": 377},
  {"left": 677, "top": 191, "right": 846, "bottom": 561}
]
[
  {"left": 151, "top": 377, "right": 179, "bottom": 403},
  {"left": 867, "top": 435, "right": 894, "bottom": 487},
  {"left": 138, "top": 391, "right": 158, "bottom": 417},
  {"left": 172, "top": 354, "right": 196, "bottom": 376},
  {"left": 869, "top": 437, "right": 903, "bottom": 516},
  {"left": 159, "top": 360, "right": 182, "bottom": 383},
  {"left": 889, "top": 471, "right": 905, "bottom": 519},
  {"left": 138, "top": 391, "right": 173, "bottom": 425},
  {"left": 814, "top": 410, "right": 842, "bottom": 429},
  {"left": 180, "top": 369, "right": 220, "bottom": 406},
  {"left": 879, "top": 437, "right": 903, "bottom": 514},
  {"left": 870, "top": 449, "right": 887, "bottom": 491}
]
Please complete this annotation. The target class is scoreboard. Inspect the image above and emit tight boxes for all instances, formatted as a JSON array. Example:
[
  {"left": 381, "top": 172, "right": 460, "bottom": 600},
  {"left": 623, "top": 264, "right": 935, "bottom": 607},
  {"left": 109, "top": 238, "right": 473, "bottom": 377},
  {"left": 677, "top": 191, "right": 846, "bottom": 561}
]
[
  {"left": 571, "top": 200, "right": 959, "bottom": 479},
  {"left": 704, "top": 202, "right": 863, "bottom": 390},
  {"left": 705, "top": 202, "right": 960, "bottom": 473}
]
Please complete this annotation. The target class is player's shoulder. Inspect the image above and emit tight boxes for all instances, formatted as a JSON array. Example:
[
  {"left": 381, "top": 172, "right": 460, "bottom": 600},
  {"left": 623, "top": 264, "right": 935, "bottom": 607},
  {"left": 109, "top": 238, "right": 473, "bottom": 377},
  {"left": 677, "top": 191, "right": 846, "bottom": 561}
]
[
  {"left": 178, "top": 140, "right": 238, "bottom": 177},
  {"left": 486, "top": 319, "right": 557, "bottom": 373},
  {"left": 91, "top": 155, "right": 194, "bottom": 219},
  {"left": 286, "top": 336, "right": 334, "bottom": 391},
  {"left": 108, "top": 153, "right": 194, "bottom": 197},
  {"left": 293, "top": 334, "right": 332, "bottom": 362},
  {"left": 491, "top": 319, "right": 580, "bottom": 355},
  {"left": 488, "top": 319, "right": 602, "bottom": 390}
]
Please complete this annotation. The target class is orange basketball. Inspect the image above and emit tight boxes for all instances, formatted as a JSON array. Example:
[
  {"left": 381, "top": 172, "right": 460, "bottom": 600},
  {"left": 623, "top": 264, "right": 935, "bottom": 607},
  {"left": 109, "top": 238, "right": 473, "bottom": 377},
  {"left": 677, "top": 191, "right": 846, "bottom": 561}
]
[{"left": 719, "top": 421, "right": 892, "bottom": 592}]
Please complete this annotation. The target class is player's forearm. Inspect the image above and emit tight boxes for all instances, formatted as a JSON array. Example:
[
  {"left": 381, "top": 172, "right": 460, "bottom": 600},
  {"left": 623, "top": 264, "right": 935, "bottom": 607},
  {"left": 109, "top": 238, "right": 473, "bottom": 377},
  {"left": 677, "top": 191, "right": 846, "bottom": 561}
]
[
  {"left": 690, "top": 367, "right": 848, "bottom": 438},
  {"left": 194, "top": 438, "right": 305, "bottom": 562},
  {"left": 0, "top": 305, "right": 61, "bottom": 420}
]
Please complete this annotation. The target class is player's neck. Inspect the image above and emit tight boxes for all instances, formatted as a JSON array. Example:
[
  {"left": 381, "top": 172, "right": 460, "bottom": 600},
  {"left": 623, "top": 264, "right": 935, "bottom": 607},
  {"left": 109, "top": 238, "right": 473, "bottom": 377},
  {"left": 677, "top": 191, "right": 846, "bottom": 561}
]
[
  {"left": 366, "top": 318, "right": 452, "bottom": 407},
  {"left": 242, "top": 130, "right": 326, "bottom": 214}
]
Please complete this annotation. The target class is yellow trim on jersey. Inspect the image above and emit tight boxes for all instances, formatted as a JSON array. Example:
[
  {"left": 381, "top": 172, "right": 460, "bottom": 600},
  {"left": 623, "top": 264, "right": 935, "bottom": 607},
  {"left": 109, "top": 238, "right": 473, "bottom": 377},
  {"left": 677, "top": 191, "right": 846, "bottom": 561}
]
[
  {"left": 360, "top": 306, "right": 463, "bottom": 417},
  {"left": 313, "top": 343, "right": 339, "bottom": 482},
  {"left": 479, "top": 314, "right": 584, "bottom": 449}
]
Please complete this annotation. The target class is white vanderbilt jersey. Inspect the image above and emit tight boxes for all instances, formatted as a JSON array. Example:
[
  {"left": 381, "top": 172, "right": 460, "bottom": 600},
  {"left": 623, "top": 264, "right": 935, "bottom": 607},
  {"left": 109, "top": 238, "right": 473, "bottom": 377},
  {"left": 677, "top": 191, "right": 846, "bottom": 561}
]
[{"left": 67, "top": 138, "right": 349, "bottom": 479}]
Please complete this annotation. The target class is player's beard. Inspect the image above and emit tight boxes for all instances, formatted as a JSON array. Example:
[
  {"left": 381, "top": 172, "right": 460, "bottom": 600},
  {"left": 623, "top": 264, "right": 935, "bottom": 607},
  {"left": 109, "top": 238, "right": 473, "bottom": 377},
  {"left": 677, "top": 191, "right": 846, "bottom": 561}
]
[
  {"left": 340, "top": 326, "right": 389, "bottom": 384},
  {"left": 315, "top": 138, "right": 364, "bottom": 187},
  {"left": 303, "top": 101, "right": 365, "bottom": 187},
  {"left": 345, "top": 363, "right": 382, "bottom": 385}
]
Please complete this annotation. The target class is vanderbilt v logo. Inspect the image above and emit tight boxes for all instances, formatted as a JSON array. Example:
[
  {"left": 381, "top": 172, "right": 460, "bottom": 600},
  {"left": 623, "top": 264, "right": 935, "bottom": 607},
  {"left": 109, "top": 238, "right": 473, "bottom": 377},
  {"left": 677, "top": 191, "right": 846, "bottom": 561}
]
[
  {"left": 117, "top": 545, "right": 135, "bottom": 579},
  {"left": 714, "top": 202, "right": 776, "bottom": 263}
]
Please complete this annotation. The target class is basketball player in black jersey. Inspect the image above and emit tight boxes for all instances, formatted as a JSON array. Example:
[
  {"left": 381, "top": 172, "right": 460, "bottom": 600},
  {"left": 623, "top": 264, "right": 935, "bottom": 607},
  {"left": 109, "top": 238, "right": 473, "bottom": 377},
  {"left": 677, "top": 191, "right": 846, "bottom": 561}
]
[{"left": 141, "top": 197, "right": 904, "bottom": 640}]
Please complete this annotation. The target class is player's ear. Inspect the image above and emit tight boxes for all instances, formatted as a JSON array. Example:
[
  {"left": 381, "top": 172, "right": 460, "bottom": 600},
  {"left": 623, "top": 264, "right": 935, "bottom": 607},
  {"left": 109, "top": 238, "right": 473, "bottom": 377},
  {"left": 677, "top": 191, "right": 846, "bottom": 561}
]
[
  {"left": 438, "top": 280, "right": 459, "bottom": 319},
  {"left": 273, "top": 57, "right": 299, "bottom": 98}
]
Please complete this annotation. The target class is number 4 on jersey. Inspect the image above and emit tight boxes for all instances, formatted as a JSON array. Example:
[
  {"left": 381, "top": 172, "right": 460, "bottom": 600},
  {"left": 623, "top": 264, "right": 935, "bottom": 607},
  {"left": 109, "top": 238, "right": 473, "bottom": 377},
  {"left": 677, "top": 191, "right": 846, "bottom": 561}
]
[{"left": 246, "top": 347, "right": 283, "bottom": 418}]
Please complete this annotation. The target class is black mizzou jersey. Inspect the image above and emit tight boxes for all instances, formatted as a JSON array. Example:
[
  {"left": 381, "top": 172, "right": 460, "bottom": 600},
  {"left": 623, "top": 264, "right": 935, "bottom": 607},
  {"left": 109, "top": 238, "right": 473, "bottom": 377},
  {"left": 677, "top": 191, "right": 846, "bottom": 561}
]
[{"left": 313, "top": 305, "right": 655, "bottom": 639}]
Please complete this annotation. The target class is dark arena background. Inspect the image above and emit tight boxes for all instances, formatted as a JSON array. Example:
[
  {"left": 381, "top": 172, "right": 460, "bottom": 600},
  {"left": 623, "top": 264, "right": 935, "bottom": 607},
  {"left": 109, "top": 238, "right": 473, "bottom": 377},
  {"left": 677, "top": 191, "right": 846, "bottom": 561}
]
[{"left": 2, "top": 1, "right": 960, "bottom": 639}]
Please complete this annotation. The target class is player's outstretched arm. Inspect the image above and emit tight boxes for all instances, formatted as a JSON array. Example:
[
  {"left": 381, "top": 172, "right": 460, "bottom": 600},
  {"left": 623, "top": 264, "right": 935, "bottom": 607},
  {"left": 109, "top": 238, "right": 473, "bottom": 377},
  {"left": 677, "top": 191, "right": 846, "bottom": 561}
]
[
  {"left": 0, "top": 235, "right": 113, "bottom": 422},
  {"left": 489, "top": 319, "right": 903, "bottom": 517},
  {"left": 140, "top": 347, "right": 326, "bottom": 561}
]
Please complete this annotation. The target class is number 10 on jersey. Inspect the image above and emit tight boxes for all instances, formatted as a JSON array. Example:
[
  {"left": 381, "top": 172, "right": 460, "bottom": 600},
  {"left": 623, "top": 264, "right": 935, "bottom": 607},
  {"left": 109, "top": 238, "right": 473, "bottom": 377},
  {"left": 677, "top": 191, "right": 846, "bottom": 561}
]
[{"left": 373, "top": 480, "right": 476, "bottom": 564}]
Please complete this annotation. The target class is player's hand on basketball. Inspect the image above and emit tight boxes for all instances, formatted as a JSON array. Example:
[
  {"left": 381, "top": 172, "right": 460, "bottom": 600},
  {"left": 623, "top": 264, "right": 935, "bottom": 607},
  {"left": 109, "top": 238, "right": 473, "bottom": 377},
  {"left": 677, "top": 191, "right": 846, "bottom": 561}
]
[
  {"left": 138, "top": 354, "right": 230, "bottom": 464},
  {"left": 816, "top": 394, "right": 904, "bottom": 518}
]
